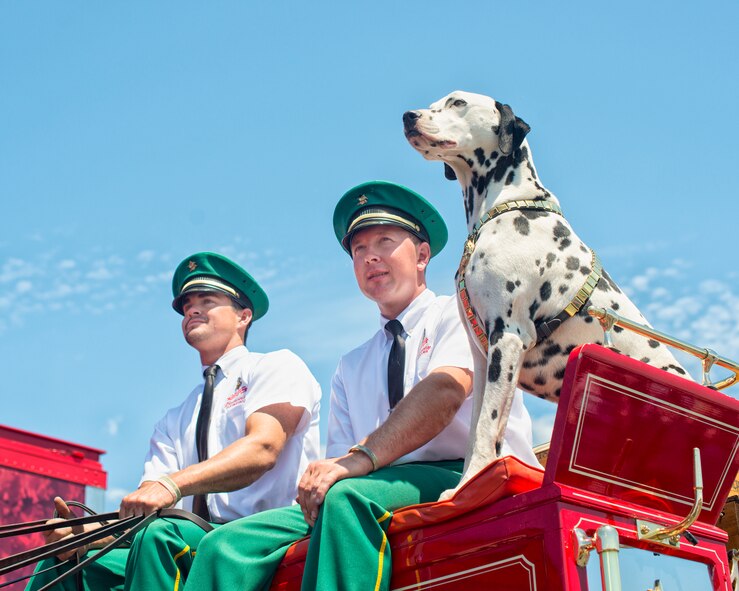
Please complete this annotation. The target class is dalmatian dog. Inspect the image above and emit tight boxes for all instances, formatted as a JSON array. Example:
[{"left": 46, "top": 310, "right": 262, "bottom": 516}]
[{"left": 403, "top": 91, "right": 688, "bottom": 497}]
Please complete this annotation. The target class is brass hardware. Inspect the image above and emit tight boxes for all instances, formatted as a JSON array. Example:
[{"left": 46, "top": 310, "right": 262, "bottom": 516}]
[
  {"left": 636, "top": 448, "right": 703, "bottom": 547},
  {"left": 573, "top": 528, "right": 594, "bottom": 567},
  {"left": 636, "top": 520, "right": 680, "bottom": 548},
  {"left": 593, "top": 307, "right": 617, "bottom": 348},
  {"left": 701, "top": 349, "right": 719, "bottom": 388},
  {"left": 573, "top": 525, "right": 623, "bottom": 590},
  {"left": 587, "top": 306, "right": 739, "bottom": 390}
]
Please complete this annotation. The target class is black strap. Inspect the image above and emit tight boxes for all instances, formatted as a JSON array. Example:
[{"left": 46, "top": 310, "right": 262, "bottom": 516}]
[
  {"left": 34, "top": 513, "right": 158, "bottom": 591},
  {"left": 0, "top": 556, "right": 72, "bottom": 589},
  {"left": 159, "top": 508, "right": 214, "bottom": 533},
  {"left": 0, "top": 512, "right": 120, "bottom": 539},
  {"left": 0, "top": 515, "right": 141, "bottom": 576},
  {"left": 535, "top": 313, "right": 569, "bottom": 344},
  {"left": 385, "top": 320, "right": 406, "bottom": 409},
  {"left": 0, "top": 507, "right": 213, "bottom": 587},
  {"left": 534, "top": 250, "right": 602, "bottom": 345}
]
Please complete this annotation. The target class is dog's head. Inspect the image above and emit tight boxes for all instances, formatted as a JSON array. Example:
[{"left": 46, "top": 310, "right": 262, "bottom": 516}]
[{"left": 403, "top": 91, "right": 530, "bottom": 181}]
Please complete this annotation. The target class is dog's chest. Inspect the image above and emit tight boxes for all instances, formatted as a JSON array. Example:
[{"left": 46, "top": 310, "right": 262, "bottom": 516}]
[
  {"left": 459, "top": 208, "right": 688, "bottom": 399},
  {"left": 462, "top": 211, "right": 593, "bottom": 317}
]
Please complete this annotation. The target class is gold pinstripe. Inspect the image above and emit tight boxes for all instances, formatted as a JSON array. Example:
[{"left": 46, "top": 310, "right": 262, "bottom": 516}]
[
  {"left": 374, "top": 512, "right": 392, "bottom": 591},
  {"left": 181, "top": 278, "right": 239, "bottom": 298},
  {"left": 172, "top": 545, "right": 191, "bottom": 591},
  {"left": 348, "top": 212, "right": 421, "bottom": 234}
]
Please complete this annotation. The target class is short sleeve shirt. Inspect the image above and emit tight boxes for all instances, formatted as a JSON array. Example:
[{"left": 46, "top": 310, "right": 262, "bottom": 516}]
[
  {"left": 140, "top": 345, "right": 321, "bottom": 523},
  {"left": 326, "top": 289, "right": 539, "bottom": 466}
]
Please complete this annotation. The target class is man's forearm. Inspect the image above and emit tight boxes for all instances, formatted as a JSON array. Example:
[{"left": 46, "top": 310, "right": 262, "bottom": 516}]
[
  {"left": 170, "top": 436, "right": 280, "bottom": 497},
  {"left": 363, "top": 368, "right": 471, "bottom": 468}
]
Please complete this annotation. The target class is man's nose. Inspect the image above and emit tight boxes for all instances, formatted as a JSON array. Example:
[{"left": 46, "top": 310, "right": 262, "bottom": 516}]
[{"left": 364, "top": 250, "right": 380, "bottom": 263}]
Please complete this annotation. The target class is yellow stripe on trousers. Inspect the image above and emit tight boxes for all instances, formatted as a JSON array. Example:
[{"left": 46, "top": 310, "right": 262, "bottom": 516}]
[
  {"left": 374, "top": 512, "right": 392, "bottom": 591},
  {"left": 172, "top": 545, "right": 191, "bottom": 591}
]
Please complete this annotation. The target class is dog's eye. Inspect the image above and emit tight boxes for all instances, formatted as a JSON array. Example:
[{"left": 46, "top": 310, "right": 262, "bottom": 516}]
[{"left": 452, "top": 99, "right": 467, "bottom": 108}]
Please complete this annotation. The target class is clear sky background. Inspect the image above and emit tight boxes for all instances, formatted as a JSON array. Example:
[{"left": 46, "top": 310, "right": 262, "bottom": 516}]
[{"left": 1, "top": 2, "right": 737, "bottom": 510}]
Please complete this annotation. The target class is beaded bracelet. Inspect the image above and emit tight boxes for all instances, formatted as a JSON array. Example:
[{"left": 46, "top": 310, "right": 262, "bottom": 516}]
[{"left": 349, "top": 444, "right": 379, "bottom": 472}]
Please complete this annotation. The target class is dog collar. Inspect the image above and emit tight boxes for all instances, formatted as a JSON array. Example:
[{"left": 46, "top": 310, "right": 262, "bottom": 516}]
[
  {"left": 456, "top": 199, "right": 602, "bottom": 352},
  {"left": 469, "top": 199, "right": 563, "bottom": 239}
]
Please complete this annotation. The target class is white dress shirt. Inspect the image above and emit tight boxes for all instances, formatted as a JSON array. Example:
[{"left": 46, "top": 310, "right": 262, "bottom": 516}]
[
  {"left": 326, "top": 289, "right": 539, "bottom": 467},
  {"left": 140, "top": 345, "right": 321, "bottom": 523}
]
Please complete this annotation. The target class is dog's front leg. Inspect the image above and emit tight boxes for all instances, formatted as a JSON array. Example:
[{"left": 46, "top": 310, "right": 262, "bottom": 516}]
[
  {"left": 436, "top": 301, "right": 488, "bottom": 501},
  {"left": 441, "top": 332, "right": 527, "bottom": 500},
  {"left": 461, "top": 343, "right": 488, "bottom": 478}
]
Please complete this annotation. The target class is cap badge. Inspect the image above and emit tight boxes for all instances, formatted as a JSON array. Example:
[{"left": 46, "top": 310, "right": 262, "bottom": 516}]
[
  {"left": 188, "top": 261, "right": 197, "bottom": 271},
  {"left": 357, "top": 194, "right": 368, "bottom": 205}
]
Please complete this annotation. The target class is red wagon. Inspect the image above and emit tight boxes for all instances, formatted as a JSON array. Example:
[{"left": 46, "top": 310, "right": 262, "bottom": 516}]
[
  {"left": 271, "top": 344, "right": 739, "bottom": 590},
  {"left": 0, "top": 426, "right": 106, "bottom": 590}
]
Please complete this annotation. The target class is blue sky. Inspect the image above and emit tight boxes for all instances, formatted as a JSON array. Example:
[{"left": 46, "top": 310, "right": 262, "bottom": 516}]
[{"left": 1, "top": 2, "right": 737, "bottom": 510}]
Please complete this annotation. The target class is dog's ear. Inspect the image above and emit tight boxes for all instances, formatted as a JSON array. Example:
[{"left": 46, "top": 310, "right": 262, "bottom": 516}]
[
  {"left": 444, "top": 163, "right": 457, "bottom": 180},
  {"left": 495, "top": 101, "right": 531, "bottom": 156}
]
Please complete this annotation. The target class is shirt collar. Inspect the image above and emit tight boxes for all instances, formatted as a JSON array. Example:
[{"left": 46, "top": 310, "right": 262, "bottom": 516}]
[
  {"left": 201, "top": 345, "right": 249, "bottom": 379},
  {"left": 380, "top": 289, "right": 435, "bottom": 338}
]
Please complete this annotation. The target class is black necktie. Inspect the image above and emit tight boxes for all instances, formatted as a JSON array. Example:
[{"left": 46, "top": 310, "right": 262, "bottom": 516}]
[
  {"left": 192, "top": 364, "right": 219, "bottom": 520},
  {"left": 385, "top": 319, "right": 406, "bottom": 409}
]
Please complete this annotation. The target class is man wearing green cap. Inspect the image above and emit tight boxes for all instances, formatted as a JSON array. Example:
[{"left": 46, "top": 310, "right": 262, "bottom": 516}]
[
  {"left": 185, "top": 183, "right": 537, "bottom": 590},
  {"left": 29, "top": 252, "right": 321, "bottom": 591}
]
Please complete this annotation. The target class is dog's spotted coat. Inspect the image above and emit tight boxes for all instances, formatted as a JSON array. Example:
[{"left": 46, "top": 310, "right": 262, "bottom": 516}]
[{"left": 404, "top": 91, "right": 688, "bottom": 497}]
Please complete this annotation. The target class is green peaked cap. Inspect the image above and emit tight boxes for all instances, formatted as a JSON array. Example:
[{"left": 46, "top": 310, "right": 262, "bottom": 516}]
[
  {"left": 171, "top": 252, "right": 269, "bottom": 320},
  {"left": 333, "top": 180, "right": 448, "bottom": 257}
]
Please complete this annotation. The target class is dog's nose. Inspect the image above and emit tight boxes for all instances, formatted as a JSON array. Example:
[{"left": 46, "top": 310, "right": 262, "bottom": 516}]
[{"left": 403, "top": 110, "right": 420, "bottom": 130}]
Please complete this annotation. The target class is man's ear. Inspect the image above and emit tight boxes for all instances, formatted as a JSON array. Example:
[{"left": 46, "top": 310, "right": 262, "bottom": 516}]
[
  {"left": 239, "top": 307, "right": 253, "bottom": 329},
  {"left": 416, "top": 241, "right": 431, "bottom": 270}
]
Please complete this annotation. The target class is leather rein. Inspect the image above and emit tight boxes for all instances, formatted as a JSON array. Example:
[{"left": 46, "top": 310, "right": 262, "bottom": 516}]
[{"left": 0, "top": 503, "right": 212, "bottom": 590}]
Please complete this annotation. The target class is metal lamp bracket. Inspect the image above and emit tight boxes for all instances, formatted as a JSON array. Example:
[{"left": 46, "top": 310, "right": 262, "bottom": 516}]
[
  {"left": 587, "top": 306, "right": 739, "bottom": 390},
  {"left": 572, "top": 525, "right": 622, "bottom": 590},
  {"left": 636, "top": 448, "right": 703, "bottom": 547}
]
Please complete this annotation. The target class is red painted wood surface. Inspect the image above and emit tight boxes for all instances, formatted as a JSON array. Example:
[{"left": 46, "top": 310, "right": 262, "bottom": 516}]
[
  {"left": 0, "top": 472, "right": 85, "bottom": 590},
  {"left": 0, "top": 425, "right": 107, "bottom": 590},
  {"left": 0, "top": 425, "right": 106, "bottom": 488},
  {"left": 547, "top": 344, "right": 739, "bottom": 525}
]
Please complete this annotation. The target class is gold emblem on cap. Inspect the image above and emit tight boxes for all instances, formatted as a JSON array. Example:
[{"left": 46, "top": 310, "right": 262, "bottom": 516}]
[
  {"left": 357, "top": 195, "right": 368, "bottom": 205},
  {"left": 188, "top": 261, "right": 197, "bottom": 271}
]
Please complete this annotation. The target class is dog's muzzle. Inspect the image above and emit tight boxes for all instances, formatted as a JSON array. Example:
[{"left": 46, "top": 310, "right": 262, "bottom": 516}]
[{"left": 403, "top": 111, "right": 421, "bottom": 135}]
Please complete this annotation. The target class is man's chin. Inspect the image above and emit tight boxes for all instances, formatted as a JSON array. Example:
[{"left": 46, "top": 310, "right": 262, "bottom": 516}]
[
  {"left": 184, "top": 327, "right": 208, "bottom": 345},
  {"left": 360, "top": 285, "right": 389, "bottom": 304}
]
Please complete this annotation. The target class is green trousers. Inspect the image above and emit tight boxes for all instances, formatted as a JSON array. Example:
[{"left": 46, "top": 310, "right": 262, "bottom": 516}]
[
  {"left": 185, "top": 461, "right": 463, "bottom": 591},
  {"left": 26, "top": 516, "right": 214, "bottom": 591}
]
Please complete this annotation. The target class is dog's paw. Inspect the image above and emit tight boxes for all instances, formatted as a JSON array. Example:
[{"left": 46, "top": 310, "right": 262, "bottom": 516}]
[{"left": 438, "top": 488, "right": 457, "bottom": 502}]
